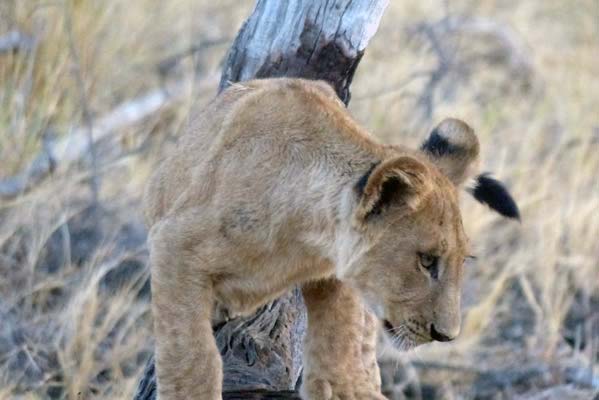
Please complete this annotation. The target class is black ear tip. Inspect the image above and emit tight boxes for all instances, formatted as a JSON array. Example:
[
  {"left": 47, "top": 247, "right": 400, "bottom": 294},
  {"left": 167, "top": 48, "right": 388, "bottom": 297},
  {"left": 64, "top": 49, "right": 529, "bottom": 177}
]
[{"left": 470, "top": 174, "right": 520, "bottom": 220}]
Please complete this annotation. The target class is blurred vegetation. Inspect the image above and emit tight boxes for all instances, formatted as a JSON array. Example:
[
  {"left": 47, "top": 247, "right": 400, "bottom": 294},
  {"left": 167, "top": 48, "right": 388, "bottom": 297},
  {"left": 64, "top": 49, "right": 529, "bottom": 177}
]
[{"left": 0, "top": 0, "right": 597, "bottom": 399}]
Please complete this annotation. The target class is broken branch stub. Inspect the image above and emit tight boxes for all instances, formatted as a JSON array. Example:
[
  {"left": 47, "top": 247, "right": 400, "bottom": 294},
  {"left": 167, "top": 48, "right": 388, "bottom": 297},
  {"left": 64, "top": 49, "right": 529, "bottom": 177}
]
[{"left": 219, "top": 0, "right": 389, "bottom": 104}]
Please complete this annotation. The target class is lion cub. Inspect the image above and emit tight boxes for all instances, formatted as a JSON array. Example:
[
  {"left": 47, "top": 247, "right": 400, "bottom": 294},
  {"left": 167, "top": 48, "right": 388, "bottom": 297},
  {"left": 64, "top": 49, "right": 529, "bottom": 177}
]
[{"left": 143, "top": 78, "right": 518, "bottom": 400}]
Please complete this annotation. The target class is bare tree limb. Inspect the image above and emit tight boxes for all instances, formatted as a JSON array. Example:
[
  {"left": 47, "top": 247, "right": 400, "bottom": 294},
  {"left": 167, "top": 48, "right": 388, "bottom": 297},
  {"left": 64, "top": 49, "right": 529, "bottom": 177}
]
[
  {"left": 219, "top": 0, "right": 389, "bottom": 104},
  {"left": 134, "top": 1, "right": 390, "bottom": 399},
  {"left": 0, "top": 34, "right": 223, "bottom": 200},
  {"left": 0, "top": 81, "right": 185, "bottom": 199}
]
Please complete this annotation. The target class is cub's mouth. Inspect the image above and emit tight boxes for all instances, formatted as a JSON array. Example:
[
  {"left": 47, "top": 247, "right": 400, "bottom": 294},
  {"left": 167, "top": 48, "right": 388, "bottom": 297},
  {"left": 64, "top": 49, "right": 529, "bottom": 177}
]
[
  {"left": 383, "top": 319, "right": 394, "bottom": 333},
  {"left": 381, "top": 319, "right": 430, "bottom": 351}
]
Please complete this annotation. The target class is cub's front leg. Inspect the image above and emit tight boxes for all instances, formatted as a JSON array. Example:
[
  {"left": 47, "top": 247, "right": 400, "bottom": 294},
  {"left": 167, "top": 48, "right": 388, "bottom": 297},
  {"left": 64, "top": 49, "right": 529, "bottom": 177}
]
[
  {"left": 301, "top": 278, "right": 386, "bottom": 400},
  {"left": 149, "top": 217, "right": 223, "bottom": 400}
]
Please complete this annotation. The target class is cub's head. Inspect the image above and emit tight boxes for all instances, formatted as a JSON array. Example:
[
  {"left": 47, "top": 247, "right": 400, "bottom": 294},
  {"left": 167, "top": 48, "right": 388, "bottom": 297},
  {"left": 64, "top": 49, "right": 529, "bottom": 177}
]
[{"left": 343, "top": 118, "right": 519, "bottom": 349}]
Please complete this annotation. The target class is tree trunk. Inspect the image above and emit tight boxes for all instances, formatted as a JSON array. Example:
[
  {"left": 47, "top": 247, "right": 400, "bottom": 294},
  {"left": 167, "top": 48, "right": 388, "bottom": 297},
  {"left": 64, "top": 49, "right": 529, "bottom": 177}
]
[
  {"left": 220, "top": 0, "right": 388, "bottom": 104},
  {"left": 134, "top": 1, "right": 388, "bottom": 399}
]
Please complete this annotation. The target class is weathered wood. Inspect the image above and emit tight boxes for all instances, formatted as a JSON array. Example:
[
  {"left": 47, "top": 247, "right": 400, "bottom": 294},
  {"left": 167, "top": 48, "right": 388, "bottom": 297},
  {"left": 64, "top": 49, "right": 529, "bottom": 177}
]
[
  {"left": 219, "top": 0, "right": 389, "bottom": 104},
  {"left": 216, "top": 288, "right": 307, "bottom": 391},
  {"left": 134, "top": 1, "right": 389, "bottom": 398}
]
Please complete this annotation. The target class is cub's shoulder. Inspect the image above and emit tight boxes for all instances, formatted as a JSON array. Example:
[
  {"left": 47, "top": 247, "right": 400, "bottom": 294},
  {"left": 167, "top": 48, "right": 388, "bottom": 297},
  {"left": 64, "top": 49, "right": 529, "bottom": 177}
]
[{"left": 219, "top": 78, "right": 341, "bottom": 108}]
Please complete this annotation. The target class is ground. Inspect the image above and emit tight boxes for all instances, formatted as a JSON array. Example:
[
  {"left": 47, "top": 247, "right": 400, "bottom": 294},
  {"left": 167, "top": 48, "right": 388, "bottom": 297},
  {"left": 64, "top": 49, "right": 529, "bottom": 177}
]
[{"left": 0, "top": 0, "right": 597, "bottom": 399}]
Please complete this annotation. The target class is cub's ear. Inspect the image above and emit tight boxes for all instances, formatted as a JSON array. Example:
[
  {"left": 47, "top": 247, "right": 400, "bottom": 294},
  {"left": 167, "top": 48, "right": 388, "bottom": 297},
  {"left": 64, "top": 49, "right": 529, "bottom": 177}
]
[
  {"left": 469, "top": 174, "right": 520, "bottom": 220},
  {"left": 421, "top": 118, "right": 480, "bottom": 186},
  {"left": 355, "top": 156, "right": 433, "bottom": 221}
]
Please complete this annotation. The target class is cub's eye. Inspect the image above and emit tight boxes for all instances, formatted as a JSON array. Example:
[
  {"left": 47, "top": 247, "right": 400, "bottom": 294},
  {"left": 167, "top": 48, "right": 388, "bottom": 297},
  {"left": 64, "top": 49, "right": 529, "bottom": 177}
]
[
  {"left": 418, "top": 253, "right": 439, "bottom": 279},
  {"left": 419, "top": 253, "right": 438, "bottom": 268}
]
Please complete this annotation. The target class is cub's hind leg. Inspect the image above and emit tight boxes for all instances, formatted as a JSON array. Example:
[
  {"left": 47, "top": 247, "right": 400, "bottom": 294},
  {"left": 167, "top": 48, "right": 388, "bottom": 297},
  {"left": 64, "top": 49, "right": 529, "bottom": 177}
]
[
  {"left": 301, "top": 278, "right": 386, "bottom": 400},
  {"left": 149, "top": 215, "right": 222, "bottom": 400}
]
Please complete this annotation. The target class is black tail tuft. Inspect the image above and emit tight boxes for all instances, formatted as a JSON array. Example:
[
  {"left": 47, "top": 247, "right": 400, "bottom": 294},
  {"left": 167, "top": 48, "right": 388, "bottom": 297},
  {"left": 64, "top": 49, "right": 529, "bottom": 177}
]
[{"left": 470, "top": 174, "right": 520, "bottom": 220}]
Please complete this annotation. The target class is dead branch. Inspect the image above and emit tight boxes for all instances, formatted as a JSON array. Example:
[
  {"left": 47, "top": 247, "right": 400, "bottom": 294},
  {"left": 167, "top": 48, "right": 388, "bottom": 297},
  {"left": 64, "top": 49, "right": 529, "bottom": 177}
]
[
  {"left": 0, "top": 29, "right": 227, "bottom": 201},
  {"left": 0, "top": 81, "right": 185, "bottom": 199}
]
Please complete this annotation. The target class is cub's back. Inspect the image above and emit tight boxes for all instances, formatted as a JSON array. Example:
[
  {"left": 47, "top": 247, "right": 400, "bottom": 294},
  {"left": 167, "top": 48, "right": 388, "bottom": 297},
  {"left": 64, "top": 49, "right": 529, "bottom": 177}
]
[{"left": 142, "top": 78, "right": 376, "bottom": 227}]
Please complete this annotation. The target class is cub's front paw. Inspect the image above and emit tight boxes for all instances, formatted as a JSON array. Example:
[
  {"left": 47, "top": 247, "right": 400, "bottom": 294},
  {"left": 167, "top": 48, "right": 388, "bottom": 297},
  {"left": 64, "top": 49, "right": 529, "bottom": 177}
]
[{"left": 301, "top": 377, "right": 387, "bottom": 400}]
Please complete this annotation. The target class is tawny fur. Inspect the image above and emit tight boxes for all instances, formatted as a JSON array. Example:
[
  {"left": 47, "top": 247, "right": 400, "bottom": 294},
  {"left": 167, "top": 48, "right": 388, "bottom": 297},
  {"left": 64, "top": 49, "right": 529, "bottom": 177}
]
[{"left": 143, "top": 78, "right": 480, "bottom": 400}]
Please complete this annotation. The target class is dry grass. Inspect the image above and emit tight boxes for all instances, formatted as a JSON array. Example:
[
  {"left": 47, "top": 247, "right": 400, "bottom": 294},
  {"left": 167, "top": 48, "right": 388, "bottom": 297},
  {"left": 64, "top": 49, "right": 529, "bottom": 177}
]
[{"left": 1, "top": 0, "right": 597, "bottom": 399}]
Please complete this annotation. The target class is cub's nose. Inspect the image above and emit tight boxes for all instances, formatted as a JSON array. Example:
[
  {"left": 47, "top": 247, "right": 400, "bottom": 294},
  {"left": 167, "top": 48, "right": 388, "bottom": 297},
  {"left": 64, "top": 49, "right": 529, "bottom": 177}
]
[{"left": 430, "top": 324, "right": 455, "bottom": 342}]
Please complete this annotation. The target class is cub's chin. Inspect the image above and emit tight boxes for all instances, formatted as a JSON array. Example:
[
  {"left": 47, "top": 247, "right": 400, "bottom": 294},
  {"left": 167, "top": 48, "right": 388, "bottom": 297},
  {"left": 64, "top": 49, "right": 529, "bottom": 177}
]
[{"left": 381, "top": 319, "right": 430, "bottom": 352}]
